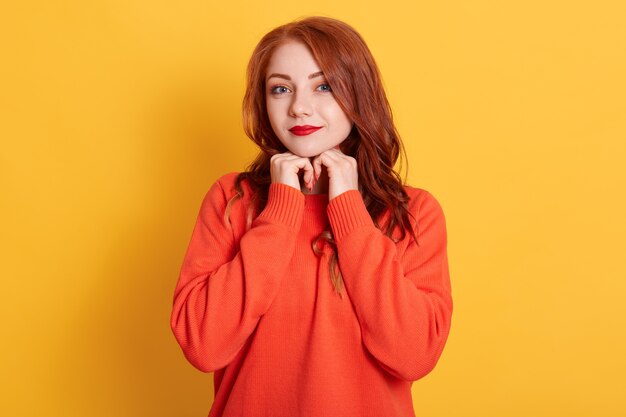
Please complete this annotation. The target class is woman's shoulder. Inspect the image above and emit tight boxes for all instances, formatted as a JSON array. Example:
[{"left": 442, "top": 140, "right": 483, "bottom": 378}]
[
  {"left": 209, "top": 171, "right": 255, "bottom": 200},
  {"left": 197, "top": 172, "right": 256, "bottom": 218},
  {"left": 213, "top": 171, "right": 243, "bottom": 190},
  {"left": 403, "top": 183, "right": 442, "bottom": 206},
  {"left": 199, "top": 172, "right": 257, "bottom": 237},
  {"left": 401, "top": 183, "right": 446, "bottom": 223}
]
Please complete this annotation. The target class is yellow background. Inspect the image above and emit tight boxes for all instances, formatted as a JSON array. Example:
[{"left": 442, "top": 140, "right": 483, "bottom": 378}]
[{"left": 1, "top": 0, "right": 625, "bottom": 415}]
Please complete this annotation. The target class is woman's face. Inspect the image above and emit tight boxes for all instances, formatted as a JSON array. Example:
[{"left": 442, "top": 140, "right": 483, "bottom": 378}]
[{"left": 265, "top": 40, "right": 353, "bottom": 158}]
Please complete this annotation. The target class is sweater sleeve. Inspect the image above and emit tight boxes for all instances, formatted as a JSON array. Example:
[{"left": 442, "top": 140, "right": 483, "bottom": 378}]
[
  {"left": 170, "top": 179, "right": 304, "bottom": 372},
  {"left": 327, "top": 189, "right": 453, "bottom": 382}
]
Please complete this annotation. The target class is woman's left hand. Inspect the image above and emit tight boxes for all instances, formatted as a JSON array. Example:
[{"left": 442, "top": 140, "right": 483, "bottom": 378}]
[{"left": 312, "top": 146, "right": 359, "bottom": 201}]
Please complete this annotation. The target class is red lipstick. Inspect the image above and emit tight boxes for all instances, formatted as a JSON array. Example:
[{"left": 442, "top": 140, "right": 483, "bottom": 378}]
[{"left": 288, "top": 125, "right": 322, "bottom": 136}]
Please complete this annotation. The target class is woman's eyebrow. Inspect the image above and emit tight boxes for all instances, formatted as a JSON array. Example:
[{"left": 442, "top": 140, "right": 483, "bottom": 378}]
[{"left": 266, "top": 71, "right": 324, "bottom": 82}]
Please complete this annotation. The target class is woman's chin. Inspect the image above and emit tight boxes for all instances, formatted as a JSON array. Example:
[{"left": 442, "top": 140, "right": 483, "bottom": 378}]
[
  {"left": 288, "top": 149, "right": 320, "bottom": 158},
  {"left": 288, "top": 146, "right": 334, "bottom": 159}
]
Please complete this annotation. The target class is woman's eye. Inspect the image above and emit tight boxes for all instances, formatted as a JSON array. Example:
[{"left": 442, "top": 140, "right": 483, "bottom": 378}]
[
  {"left": 270, "top": 86, "right": 290, "bottom": 94},
  {"left": 317, "top": 83, "right": 332, "bottom": 92}
]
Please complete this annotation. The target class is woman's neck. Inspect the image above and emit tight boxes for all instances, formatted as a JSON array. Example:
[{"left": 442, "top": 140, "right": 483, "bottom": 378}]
[{"left": 300, "top": 165, "right": 329, "bottom": 195}]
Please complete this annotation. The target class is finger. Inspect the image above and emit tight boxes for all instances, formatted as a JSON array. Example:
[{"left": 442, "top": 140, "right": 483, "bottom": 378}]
[
  {"left": 270, "top": 151, "right": 318, "bottom": 191},
  {"left": 272, "top": 154, "right": 311, "bottom": 176},
  {"left": 324, "top": 147, "right": 347, "bottom": 159},
  {"left": 273, "top": 153, "right": 311, "bottom": 169},
  {"left": 270, "top": 153, "right": 299, "bottom": 172},
  {"left": 301, "top": 158, "right": 315, "bottom": 188},
  {"left": 272, "top": 153, "right": 303, "bottom": 162},
  {"left": 312, "top": 154, "right": 326, "bottom": 180},
  {"left": 324, "top": 149, "right": 356, "bottom": 169},
  {"left": 315, "top": 150, "right": 356, "bottom": 181},
  {"left": 322, "top": 149, "right": 341, "bottom": 162},
  {"left": 314, "top": 150, "right": 341, "bottom": 172}
]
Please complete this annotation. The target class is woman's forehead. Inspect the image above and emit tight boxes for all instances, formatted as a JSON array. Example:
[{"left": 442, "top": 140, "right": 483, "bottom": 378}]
[{"left": 265, "top": 42, "right": 323, "bottom": 81}]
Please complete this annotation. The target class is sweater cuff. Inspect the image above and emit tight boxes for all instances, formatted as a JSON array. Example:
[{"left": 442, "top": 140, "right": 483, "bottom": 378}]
[
  {"left": 327, "top": 189, "right": 375, "bottom": 241},
  {"left": 254, "top": 183, "right": 304, "bottom": 230}
]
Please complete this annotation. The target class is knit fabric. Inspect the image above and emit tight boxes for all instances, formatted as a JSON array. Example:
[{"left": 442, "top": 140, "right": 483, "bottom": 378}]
[{"left": 170, "top": 172, "right": 453, "bottom": 417}]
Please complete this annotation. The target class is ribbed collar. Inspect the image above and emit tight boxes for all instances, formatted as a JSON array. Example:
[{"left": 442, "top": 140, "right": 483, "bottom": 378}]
[{"left": 302, "top": 193, "right": 330, "bottom": 230}]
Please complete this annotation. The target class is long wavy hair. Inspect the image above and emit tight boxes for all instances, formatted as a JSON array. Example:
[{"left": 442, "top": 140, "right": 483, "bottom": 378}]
[{"left": 225, "top": 16, "right": 418, "bottom": 298}]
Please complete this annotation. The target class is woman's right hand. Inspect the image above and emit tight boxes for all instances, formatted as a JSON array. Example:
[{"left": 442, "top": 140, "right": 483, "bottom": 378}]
[{"left": 270, "top": 152, "right": 315, "bottom": 192}]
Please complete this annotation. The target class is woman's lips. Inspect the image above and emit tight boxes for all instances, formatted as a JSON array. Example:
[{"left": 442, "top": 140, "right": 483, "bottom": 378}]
[{"left": 288, "top": 125, "right": 322, "bottom": 136}]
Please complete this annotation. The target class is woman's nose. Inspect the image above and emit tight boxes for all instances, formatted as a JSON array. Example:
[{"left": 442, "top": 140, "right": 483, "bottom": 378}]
[{"left": 289, "top": 91, "right": 313, "bottom": 117}]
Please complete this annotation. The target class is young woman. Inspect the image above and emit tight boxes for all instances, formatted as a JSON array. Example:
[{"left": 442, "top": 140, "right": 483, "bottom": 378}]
[{"left": 171, "top": 16, "right": 453, "bottom": 417}]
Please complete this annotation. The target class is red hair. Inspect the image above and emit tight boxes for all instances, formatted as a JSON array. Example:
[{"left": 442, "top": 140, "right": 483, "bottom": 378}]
[{"left": 225, "top": 16, "right": 417, "bottom": 297}]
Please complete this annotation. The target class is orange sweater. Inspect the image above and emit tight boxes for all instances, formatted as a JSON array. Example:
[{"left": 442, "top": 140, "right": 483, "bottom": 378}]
[{"left": 170, "top": 172, "right": 453, "bottom": 417}]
